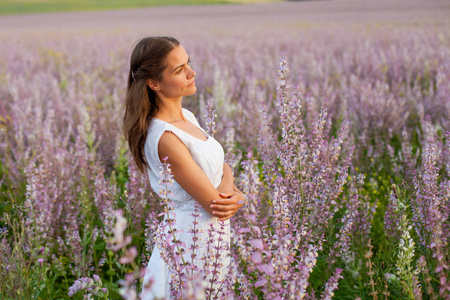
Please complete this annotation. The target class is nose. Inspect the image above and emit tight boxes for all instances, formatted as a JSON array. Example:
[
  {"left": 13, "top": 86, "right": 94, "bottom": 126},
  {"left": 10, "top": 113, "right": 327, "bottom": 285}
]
[{"left": 188, "top": 66, "right": 196, "bottom": 79}]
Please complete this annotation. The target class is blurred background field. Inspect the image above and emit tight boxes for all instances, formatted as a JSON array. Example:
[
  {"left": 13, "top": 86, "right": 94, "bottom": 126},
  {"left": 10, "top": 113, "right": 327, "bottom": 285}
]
[
  {"left": 0, "top": 0, "right": 449, "bottom": 298},
  {"left": 0, "top": 0, "right": 281, "bottom": 15}
]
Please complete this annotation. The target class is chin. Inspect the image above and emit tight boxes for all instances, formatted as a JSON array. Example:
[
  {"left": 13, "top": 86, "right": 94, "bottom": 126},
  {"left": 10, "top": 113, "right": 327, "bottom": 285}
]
[{"left": 187, "top": 86, "right": 197, "bottom": 95}]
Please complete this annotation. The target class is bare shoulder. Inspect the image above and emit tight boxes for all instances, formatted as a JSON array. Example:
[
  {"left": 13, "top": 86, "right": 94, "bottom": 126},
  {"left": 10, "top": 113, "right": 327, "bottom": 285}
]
[{"left": 157, "top": 131, "right": 189, "bottom": 163}]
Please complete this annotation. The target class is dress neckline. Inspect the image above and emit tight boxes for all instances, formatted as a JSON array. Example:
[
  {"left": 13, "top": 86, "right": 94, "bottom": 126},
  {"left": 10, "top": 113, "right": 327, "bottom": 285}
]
[{"left": 153, "top": 117, "right": 210, "bottom": 142}]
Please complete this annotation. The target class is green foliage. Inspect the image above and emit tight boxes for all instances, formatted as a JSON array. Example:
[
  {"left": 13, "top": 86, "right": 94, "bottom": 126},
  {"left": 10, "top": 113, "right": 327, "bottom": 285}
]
[
  {"left": 0, "top": 192, "right": 49, "bottom": 298},
  {"left": 113, "top": 145, "right": 129, "bottom": 194}
]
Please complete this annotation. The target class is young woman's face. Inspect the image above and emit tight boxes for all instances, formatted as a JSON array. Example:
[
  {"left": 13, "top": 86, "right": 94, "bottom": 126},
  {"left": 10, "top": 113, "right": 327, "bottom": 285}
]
[{"left": 155, "top": 45, "right": 196, "bottom": 99}]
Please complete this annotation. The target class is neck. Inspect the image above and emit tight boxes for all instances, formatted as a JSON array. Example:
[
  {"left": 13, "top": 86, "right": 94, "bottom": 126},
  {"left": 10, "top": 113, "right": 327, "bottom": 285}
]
[{"left": 154, "top": 96, "right": 186, "bottom": 122}]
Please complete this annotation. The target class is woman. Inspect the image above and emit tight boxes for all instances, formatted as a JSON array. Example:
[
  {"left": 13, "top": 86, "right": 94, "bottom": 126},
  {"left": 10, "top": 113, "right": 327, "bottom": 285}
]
[{"left": 123, "top": 36, "right": 244, "bottom": 298}]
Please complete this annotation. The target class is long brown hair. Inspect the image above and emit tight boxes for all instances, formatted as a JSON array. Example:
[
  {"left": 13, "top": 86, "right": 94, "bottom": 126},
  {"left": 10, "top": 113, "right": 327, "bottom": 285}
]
[{"left": 123, "top": 36, "right": 180, "bottom": 173}]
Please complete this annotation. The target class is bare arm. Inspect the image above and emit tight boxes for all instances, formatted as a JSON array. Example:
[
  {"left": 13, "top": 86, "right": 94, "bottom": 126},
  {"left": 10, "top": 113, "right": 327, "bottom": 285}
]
[
  {"left": 158, "top": 131, "right": 229, "bottom": 216},
  {"left": 216, "top": 163, "right": 234, "bottom": 193}
]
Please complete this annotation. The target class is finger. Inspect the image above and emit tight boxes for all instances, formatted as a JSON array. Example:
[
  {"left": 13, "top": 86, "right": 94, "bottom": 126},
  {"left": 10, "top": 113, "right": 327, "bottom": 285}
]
[
  {"left": 219, "top": 191, "right": 234, "bottom": 198},
  {"left": 223, "top": 194, "right": 245, "bottom": 205},
  {"left": 221, "top": 191, "right": 244, "bottom": 200},
  {"left": 210, "top": 204, "right": 237, "bottom": 212},
  {"left": 218, "top": 210, "right": 237, "bottom": 221},
  {"left": 218, "top": 214, "right": 234, "bottom": 221},
  {"left": 211, "top": 210, "right": 234, "bottom": 218},
  {"left": 212, "top": 197, "right": 238, "bottom": 205}
]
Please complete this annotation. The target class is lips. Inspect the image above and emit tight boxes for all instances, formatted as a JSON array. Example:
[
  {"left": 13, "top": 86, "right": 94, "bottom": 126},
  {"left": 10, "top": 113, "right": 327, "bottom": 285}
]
[{"left": 187, "top": 80, "right": 195, "bottom": 87}]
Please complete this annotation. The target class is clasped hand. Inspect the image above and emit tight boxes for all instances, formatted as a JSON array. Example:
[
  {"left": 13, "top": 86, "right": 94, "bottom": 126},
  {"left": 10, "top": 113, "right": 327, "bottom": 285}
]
[{"left": 210, "top": 163, "right": 245, "bottom": 221}]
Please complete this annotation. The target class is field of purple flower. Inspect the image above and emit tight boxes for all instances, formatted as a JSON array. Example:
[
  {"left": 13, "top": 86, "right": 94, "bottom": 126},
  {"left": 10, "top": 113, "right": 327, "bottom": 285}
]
[{"left": 0, "top": 0, "right": 449, "bottom": 299}]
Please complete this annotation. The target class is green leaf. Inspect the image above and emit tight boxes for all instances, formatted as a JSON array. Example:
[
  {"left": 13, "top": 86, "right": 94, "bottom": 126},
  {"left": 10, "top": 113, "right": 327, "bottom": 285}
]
[{"left": 94, "top": 241, "right": 106, "bottom": 250}]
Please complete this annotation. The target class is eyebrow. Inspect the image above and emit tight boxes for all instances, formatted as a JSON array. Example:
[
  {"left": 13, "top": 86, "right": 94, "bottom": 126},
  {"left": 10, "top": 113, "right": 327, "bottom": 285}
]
[{"left": 172, "top": 56, "right": 190, "bottom": 72}]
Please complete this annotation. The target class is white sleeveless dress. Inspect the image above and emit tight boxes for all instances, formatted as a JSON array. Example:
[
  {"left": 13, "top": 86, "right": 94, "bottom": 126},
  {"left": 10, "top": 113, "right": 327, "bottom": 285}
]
[{"left": 141, "top": 108, "right": 230, "bottom": 299}]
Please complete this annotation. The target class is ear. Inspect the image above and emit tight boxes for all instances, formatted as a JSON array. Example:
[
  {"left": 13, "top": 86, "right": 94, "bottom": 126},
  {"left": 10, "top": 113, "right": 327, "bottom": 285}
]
[{"left": 146, "top": 79, "right": 160, "bottom": 92}]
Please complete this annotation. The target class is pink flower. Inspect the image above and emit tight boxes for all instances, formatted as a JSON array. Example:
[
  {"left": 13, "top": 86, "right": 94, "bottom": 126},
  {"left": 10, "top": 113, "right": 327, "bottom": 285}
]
[
  {"left": 249, "top": 238, "right": 264, "bottom": 250},
  {"left": 119, "top": 247, "right": 138, "bottom": 264},
  {"left": 251, "top": 252, "right": 262, "bottom": 264}
]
